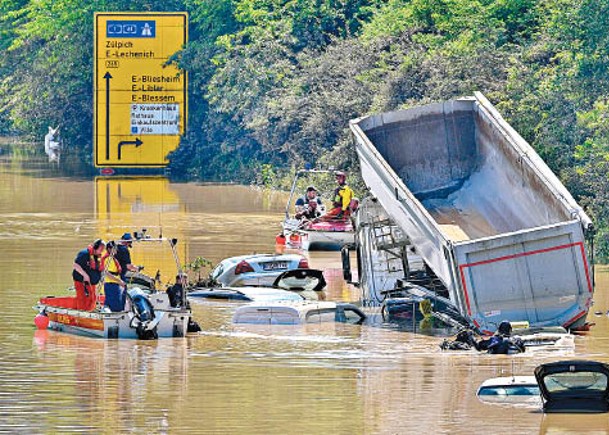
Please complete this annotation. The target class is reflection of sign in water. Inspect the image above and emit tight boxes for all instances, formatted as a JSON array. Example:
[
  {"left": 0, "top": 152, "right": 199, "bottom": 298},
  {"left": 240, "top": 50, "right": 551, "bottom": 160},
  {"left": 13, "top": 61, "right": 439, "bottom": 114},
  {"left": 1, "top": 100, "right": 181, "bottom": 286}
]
[
  {"left": 130, "top": 203, "right": 181, "bottom": 213},
  {"left": 94, "top": 12, "right": 188, "bottom": 167},
  {"left": 94, "top": 177, "right": 187, "bottom": 283}
]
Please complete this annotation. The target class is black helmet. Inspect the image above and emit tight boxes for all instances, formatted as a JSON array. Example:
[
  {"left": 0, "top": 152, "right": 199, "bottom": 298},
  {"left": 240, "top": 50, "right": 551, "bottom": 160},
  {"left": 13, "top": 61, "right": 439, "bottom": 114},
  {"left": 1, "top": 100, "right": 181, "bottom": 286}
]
[{"left": 497, "top": 320, "right": 512, "bottom": 336}]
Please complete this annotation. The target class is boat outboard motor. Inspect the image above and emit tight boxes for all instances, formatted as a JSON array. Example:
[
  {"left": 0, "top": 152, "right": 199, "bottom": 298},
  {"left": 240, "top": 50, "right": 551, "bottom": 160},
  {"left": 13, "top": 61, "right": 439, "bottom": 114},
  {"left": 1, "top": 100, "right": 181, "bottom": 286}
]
[{"left": 128, "top": 288, "right": 159, "bottom": 340}]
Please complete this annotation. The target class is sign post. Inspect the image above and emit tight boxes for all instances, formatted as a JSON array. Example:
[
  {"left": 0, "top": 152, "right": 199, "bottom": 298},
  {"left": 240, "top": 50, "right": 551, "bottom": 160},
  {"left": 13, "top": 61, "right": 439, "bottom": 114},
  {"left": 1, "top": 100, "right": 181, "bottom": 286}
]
[{"left": 94, "top": 12, "right": 188, "bottom": 168}]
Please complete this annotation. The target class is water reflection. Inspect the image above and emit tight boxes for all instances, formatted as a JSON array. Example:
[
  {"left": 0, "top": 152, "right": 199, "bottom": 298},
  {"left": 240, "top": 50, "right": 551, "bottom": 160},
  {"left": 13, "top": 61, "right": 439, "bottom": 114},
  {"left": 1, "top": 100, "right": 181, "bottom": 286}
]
[
  {"left": 95, "top": 176, "right": 187, "bottom": 285},
  {"left": 31, "top": 329, "right": 189, "bottom": 432},
  {"left": 540, "top": 413, "right": 609, "bottom": 434},
  {"left": 3, "top": 161, "right": 609, "bottom": 433},
  {"left": 95, "top": 176, "right": 183, "bottom": 219}
]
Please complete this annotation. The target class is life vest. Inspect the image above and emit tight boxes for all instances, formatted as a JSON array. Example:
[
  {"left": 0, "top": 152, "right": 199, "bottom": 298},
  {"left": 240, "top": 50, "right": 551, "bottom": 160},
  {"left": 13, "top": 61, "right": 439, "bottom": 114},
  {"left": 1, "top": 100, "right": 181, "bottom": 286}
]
[
  {"left": 102, "top": 253, "right": 122, "bottom": 284},
  {"left": 332, "top": 184, "right": 354, "bottom": 211},
  {"left": 87, "top": 244, "right": 102, "bottom": 271}
]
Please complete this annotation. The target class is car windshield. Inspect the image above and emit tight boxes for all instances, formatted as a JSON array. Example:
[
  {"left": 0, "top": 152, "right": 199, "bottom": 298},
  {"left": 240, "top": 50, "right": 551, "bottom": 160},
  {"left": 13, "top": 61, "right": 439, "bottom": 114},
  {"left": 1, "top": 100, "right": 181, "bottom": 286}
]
[
  {"left": 305, "top": 306, "right": 364, "bottom": 324},
  {"left": 253, "top": 291, "right": 303, "bottom": 302},
  {"left": 543, "top": 372, "right": 608, "bottom": 393},
  {"left": 478, "top": 385, "right": 540, "bottom": 396},
  {"left": 305, "top": 309, "right": 336, "bottom": 323},
  {"left": 210, "top": 264, "right": 224, "bottom": 280}
]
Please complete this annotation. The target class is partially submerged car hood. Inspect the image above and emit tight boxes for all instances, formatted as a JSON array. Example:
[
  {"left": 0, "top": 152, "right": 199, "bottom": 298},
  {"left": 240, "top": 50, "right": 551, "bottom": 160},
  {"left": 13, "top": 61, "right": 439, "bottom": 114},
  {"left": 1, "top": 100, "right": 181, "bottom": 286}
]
[
  {"left": 272, "top": 269, "right": 326, "bottom": 292},
  {"left": 187, "top": 286, "right": 304, "bottom": 302},
  {"left": 534, "top": 360, "right": 609, "bottom": 413}
]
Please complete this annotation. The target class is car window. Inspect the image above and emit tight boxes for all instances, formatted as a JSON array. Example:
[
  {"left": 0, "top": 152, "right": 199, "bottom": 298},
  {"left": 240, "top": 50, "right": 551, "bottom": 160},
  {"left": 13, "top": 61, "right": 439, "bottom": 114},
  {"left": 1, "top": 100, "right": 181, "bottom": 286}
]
[
  {"left": 543, "top": 372, "right": 608, "bottom": 393},
  {"left": 305, "top": 309, "right": 336, "bottom": 323},
  {"left": 210, "top": 264, "right": 224, "bottom": 280},
  {"left": 304, "top": 307, "right": 365, "bottom": 324},
  {"left": 478, "top": 385, "right": 540, "bottom": 396},
  {"left": 343, "top": 307, "right": 365, "bottom": 324}
]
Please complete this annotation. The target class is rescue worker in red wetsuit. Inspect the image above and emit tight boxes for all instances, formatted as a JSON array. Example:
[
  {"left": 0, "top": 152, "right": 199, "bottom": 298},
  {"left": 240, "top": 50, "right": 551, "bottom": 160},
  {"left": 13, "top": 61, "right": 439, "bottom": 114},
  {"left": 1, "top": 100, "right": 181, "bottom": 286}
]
[
  {"left": 72, "top": 239, "right": 105, "bottom": 311},
  {"left": 321, "top": 171, "right": 354, "bottom": 220}
]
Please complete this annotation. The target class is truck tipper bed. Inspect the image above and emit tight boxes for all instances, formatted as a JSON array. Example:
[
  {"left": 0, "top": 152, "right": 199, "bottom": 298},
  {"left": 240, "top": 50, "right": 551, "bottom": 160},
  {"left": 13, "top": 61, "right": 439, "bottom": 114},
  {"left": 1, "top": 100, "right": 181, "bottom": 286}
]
[{"left": 349, "top": 93, "right": 593, "bottom": 331}]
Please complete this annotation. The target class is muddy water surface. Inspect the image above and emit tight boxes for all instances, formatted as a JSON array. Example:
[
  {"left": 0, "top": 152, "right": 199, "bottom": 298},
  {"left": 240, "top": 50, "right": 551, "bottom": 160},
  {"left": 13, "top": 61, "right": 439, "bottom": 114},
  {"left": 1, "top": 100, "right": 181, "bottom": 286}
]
[{"left": 1, "top": 159, "right": 609, "bottom": 434}]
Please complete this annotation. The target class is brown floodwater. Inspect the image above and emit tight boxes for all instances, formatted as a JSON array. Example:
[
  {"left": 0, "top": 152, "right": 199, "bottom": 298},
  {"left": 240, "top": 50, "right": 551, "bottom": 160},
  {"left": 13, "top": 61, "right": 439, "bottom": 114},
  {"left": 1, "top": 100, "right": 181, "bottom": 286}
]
[{"left": 2, "top": 159, "right": 609, "bottom": 434}]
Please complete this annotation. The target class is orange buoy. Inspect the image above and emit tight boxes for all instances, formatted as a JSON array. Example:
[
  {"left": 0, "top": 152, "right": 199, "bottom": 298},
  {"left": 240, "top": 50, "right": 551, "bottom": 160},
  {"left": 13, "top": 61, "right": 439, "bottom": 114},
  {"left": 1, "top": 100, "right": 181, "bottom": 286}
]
[
  {"left": 34, "top": 313, "right": 50, "bottom": 330},
  {"left": 275, "top": 233, "right": 286, "bottom": 245},
  {"left": 289, "top": 233, "right": 301, "bottom": 244}
]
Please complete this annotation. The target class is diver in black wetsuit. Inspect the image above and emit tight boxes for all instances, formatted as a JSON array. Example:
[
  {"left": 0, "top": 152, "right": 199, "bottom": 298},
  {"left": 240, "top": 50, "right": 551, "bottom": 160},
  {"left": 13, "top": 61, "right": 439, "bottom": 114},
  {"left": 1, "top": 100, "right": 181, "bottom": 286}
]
[
  {"left": 440, "top": 321, "right": 525, "bottom": 354},
  {"left": 476, "top": 320, "right": 525, "bottom": 354}
]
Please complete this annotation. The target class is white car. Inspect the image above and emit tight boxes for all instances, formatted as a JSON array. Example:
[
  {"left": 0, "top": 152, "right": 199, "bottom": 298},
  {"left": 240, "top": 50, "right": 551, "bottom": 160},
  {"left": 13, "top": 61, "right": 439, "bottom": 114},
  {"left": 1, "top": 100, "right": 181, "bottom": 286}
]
[
  {"left": 477, "top": 376, "right": 540, "bottom": 406},
  {"left": 233, "top": 301, "right": 366, "bottom": 325},
  {"left": 210, "top": 253, "right": 309, "bottom": 287},
  {"left": 189, "top": 269, "right": 327, "bottom": 302}
]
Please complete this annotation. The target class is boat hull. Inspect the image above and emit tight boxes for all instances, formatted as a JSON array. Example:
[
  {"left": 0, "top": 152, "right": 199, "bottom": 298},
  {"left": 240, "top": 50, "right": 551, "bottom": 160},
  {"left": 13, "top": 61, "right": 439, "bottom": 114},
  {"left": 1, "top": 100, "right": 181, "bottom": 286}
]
[
  {"left": 299, "top": 230, "right": 354, "bottom": 250},
  {"left": 35, "top": 293, "right": 191, "bottom": 339},
  {"left": 283, "top": 219, "right": 354, "bottom": 250}
]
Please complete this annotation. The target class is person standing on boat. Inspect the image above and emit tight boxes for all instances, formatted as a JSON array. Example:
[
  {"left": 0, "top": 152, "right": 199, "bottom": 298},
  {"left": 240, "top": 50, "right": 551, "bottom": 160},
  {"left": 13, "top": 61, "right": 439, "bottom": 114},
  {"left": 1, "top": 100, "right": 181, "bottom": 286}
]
[
  {"left": 72, "top": 239, "right": 105, "bottom": 311},
  {"left": 167, "top": 274, "right": 187, "bottom": 308},
  {"left": 101, "top": 241, "right": 126, "bottom": 312},
  {"left": 295, "top": 186, "right": 323, "bottom": 216},
  {"left": 322, "top": 171, "right": 354, "bottom": 220},
  {"left": 116, "top": 233, "right": 140, "bottom": 283}
]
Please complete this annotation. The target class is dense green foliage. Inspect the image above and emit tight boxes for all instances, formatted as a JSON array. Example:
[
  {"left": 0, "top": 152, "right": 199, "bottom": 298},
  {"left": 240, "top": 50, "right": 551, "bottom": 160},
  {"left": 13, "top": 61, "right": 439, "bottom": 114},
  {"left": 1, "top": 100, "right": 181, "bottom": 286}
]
[{"left": 2, "top": 0, "right": 609, "bottom": 258}]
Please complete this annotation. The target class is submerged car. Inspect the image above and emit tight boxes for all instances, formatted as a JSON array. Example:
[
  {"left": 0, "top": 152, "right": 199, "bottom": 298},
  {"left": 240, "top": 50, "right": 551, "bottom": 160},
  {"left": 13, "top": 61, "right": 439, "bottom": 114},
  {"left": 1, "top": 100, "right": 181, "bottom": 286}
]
[
  {"left": 233, "top": 300, "right": 366, "bottom": 325},
  {"left": 188, "top": 286, "right": 304, "bottom": 302},
  {"left": 476, "top": 376, "right": 541, "bottom": 406},
  {"left": 535, "top": 360, "right": 609, "bottom": 413},
  {"left": 189, "top": 269, "right": 327, "bottom": 302},
  {"left": 381, "top": 283, "right": 471, "bottom": 329},
  {"left": 476, "top": 360, "right": 609, "bottom": 413},
  {"left": 513, "top": 326, "right": 575, "bottom": 350},
  {"left": 210, "top": 253, "right": 309, "bottom": 287}
]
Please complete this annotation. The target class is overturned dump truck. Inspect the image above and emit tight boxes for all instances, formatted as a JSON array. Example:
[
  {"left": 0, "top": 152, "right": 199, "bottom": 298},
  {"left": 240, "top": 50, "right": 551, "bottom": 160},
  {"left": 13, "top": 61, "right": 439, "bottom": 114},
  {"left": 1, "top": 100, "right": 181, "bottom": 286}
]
[{"left": 349, "top": 92, "right": 594, "bottom": 332}]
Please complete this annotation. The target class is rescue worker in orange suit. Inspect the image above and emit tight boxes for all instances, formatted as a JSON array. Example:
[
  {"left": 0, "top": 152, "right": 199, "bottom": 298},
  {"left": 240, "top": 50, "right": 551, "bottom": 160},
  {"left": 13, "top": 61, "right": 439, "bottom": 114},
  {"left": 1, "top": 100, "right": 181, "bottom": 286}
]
[
  {"left": 321, "top": 171, "right": 354, "bottom": 221},
  {"left": 101, "top": 241, "right": 127, "bottom": 312},
  {"left": 72, "top": 239, "right": 105, "bottom": 311}
]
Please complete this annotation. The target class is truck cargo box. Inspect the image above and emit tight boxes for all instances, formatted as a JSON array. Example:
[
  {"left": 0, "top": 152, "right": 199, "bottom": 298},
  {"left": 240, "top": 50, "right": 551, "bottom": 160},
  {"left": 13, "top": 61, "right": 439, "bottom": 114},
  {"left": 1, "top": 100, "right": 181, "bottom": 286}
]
[{"left": 349, "top": 93, "right": 593, "bottom": 331}]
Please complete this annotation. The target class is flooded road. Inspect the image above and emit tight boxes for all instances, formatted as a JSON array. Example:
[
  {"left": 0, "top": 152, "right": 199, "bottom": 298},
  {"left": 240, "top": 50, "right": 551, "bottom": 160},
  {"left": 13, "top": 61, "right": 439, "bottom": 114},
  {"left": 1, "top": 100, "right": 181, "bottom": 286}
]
[{"left": 2, "top": 159, "right": 609, "bottom": 433}]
